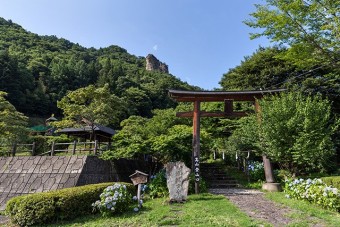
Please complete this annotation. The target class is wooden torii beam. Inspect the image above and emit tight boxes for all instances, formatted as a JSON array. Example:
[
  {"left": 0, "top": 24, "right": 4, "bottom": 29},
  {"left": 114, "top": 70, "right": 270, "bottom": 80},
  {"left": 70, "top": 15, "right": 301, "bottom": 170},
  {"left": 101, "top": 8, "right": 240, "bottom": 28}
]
[{"left": 168, "top": 89, "right": 286, "bottom": 194}]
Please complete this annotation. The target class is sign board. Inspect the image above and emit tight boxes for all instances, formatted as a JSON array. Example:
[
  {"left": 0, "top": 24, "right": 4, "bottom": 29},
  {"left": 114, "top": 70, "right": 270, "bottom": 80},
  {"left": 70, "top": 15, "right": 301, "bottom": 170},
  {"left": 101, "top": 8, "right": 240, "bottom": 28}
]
[
  {"left": 194, "top": 156, "right": 200, "bottom": 182},
  {"left": 129, "top": 170, "right": 148, "bottom": 186}
]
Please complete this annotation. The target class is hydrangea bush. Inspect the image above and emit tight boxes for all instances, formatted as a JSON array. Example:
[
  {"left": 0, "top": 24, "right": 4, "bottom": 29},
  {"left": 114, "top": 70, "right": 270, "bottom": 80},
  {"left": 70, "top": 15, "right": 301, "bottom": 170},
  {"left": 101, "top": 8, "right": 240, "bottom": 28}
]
[
  {"left": 284, "top": 178, "right": 340, "bottom": 212},
  {"left": 148, "top": 170, "right": 169, "bottom": 198},
  {"left": 92, "top": 183, "right": 133, "bottom": 216},
  {"left": 248, "top": 161, "right": 265, "bottom": 181}
]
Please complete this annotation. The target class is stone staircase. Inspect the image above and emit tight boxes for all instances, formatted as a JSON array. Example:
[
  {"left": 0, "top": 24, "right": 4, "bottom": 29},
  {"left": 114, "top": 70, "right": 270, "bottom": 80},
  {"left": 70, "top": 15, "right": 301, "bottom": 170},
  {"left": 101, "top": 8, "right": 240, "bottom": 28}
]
[{"left": 201, "top": 163, "right": 239, "bottom": 188}]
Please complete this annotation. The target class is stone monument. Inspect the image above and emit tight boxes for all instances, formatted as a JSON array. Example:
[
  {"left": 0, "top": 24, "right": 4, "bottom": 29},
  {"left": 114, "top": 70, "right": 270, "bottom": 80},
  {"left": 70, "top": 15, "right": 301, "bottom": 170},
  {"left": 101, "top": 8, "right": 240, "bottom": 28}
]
[{"left": 165, "top": 162, "right": 191, "bottom": 202}]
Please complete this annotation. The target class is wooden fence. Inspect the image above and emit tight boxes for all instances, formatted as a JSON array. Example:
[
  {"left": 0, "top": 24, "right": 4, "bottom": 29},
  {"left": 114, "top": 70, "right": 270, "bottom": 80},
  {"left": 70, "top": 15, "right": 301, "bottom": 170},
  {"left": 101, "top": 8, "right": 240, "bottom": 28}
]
[{"left": 1, "top": 140, "right": 108, "bottom": 156}]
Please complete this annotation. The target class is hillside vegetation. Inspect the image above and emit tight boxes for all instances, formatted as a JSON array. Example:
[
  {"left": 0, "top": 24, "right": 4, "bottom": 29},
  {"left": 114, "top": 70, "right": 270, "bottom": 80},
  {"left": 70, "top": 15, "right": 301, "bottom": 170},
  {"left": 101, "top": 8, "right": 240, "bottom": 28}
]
[{"left": 0, "top": 17, "right": 196, "bottom": 125}]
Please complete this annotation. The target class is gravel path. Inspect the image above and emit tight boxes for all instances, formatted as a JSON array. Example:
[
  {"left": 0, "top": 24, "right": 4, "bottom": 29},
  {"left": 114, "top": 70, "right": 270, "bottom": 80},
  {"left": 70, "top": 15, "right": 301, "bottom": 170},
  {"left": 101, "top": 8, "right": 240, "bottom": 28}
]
[
  {"left": 209, "top": 188, "right": 297, "bottom": 227},
  {"left": 0, "top": 215, "right": 9, "bottom": 225}
]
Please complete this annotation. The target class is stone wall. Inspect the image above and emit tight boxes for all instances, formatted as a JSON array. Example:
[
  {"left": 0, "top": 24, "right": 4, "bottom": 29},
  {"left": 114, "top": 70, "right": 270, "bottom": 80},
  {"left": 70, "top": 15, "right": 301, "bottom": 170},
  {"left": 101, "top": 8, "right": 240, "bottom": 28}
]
[{"left": 0, "top": 156, "right": 149, "bottom": 210}]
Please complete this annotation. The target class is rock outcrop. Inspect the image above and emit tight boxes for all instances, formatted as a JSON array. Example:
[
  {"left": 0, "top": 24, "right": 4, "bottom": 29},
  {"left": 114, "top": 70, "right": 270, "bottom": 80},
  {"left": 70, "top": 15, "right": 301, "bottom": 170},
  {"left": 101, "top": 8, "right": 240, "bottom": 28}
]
[{"left": 146, "top": 54, "right": 169, "bottom": 73}]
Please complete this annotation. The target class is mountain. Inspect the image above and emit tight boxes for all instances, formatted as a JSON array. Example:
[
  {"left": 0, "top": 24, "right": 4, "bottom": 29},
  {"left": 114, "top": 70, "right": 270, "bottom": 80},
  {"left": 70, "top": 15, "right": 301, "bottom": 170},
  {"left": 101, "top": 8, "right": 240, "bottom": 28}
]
[{"left": 0, "top": 17, "right": 198, "bottom": 123}]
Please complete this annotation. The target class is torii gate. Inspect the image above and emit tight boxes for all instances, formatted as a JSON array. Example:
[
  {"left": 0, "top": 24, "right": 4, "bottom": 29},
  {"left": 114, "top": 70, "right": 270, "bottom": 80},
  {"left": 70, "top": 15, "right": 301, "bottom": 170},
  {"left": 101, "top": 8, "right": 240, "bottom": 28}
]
[{"left": 168, "top": 89, "right": 285, "bottom": 193}]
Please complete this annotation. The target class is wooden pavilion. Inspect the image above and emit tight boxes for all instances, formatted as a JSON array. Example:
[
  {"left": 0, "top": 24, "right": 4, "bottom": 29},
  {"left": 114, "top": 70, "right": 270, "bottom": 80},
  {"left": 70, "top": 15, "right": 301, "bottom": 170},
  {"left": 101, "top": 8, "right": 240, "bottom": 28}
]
[{"left": 58, "top": 124, "right": 115, "bottom": 144}]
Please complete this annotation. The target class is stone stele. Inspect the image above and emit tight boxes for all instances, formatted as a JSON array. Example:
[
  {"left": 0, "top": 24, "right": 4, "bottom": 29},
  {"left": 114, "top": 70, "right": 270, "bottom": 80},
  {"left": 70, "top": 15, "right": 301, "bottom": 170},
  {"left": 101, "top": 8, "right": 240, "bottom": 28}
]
[{"left": 165, "top": 161, "right": 191, "bottom": 202}]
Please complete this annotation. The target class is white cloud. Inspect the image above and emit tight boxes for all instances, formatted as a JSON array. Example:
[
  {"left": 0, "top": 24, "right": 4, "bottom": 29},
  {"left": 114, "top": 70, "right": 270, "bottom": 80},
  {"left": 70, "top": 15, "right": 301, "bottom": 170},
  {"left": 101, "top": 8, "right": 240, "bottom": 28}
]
[{"left": 153, "top": 44, "right": 158, "bottom": 51}]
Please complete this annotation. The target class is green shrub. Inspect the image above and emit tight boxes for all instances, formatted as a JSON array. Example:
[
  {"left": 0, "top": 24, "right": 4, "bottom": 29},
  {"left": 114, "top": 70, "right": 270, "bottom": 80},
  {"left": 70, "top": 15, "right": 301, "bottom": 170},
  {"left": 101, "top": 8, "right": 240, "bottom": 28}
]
[
  {"left": 6, "top": 182, "right": 135, "bottom": 226},
  {"left": 284, "top": 178, "right": 340, "bottom": 212},
  {"left": 188, "top": 173, "right": 208, "bottom": 194},
  {"left": 92, "top": 183, "right": 133, "bottom": 216},
  {"left": 321, "top": 176, "right": 340, "bottom": 190},
  {"left": 148, "top": 169, "right": 168, "bottom": 198},
  {"left": 248, "top": 161, "right": 265, "bottom": 181},
  {"left": 5, "top": 194, "right": 55, "bottom": 226}
]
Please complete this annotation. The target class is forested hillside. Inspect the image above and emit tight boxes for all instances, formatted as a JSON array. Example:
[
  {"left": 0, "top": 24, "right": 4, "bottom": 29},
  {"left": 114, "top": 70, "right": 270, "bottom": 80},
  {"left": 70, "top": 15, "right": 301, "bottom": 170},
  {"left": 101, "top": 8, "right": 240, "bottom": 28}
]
[{"left": 0, "top": 17, "right": 197, "bottom": 124}]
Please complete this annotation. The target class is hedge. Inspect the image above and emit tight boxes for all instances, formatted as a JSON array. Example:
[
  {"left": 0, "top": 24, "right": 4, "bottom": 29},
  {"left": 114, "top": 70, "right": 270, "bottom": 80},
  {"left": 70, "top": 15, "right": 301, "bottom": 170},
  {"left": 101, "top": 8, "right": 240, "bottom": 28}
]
[
  {"left": 5, "top": 182, "right": 135, "bottom": 227},
  {"left": 321, "top": 176, "right": 340, "bottom": 189}
]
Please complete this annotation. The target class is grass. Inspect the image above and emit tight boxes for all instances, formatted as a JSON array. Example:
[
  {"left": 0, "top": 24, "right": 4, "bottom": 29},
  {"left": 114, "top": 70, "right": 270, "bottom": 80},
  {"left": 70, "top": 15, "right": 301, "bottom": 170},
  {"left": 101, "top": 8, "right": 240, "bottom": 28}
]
[
  {"left": 265, "top": 192, "right": 340, "bottom": 227},
  {"left": 41, "top": 194, "right": 265, "bottom": 227}
]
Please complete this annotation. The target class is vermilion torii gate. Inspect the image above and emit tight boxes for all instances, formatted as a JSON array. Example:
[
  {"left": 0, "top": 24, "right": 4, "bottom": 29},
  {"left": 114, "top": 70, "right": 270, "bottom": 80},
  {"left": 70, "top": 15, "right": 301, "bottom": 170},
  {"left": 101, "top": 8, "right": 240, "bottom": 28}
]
[{"left": 168, "top": 89, "right": 285, "bottom": 193}]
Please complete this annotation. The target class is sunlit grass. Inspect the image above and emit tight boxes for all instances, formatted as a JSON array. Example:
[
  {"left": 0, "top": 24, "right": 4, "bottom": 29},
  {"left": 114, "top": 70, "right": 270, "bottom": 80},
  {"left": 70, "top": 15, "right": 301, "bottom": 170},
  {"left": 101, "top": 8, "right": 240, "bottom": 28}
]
[
  {"left": 44, "top": 193, "right": 264, "bottom": 227},
  {"left": 265, "top": 192, "right": 340, "bottom": 227}
]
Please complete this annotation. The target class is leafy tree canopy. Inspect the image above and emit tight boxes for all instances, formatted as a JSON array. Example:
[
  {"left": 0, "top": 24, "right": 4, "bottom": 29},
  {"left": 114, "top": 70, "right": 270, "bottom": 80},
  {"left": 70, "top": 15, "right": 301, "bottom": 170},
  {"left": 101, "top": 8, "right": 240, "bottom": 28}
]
[
  {"left": 0, "top": 91, "right": 28, "bottom": 145},
  {"left": 102, "top": 106, "right": 212, "bottom": 166},
  {"left": 0, "top": 17, "right": 196, "bottom": 119},
  {"left": 246, "top": 0, "right": 340, "bottom": 69},
  {"left": 54, "top": 84, "right": 126, "bottom": 129},
  {"left": 228, "top": 92, "right": 339, "bottom": 175}
]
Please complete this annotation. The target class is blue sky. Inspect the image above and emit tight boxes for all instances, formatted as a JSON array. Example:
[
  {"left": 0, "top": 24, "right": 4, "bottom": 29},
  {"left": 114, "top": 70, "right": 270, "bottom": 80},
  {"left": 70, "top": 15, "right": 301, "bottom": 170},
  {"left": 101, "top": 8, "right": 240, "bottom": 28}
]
[{"left": 0, "top": 0, "right": 270, "bottom": 90}]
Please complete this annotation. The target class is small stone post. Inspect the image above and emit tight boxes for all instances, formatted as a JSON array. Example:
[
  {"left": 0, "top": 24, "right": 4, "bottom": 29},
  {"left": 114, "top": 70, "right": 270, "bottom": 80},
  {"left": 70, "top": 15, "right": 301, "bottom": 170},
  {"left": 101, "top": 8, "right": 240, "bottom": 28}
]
[
  {"left": 51, "top": 141, "right": 55, "bottom": 156},
  {"left": 11, "top": 143, "right": 17, "bottom": 157},
  {"left": 31, "top": 142, "right": 36, "bottom": 156}
]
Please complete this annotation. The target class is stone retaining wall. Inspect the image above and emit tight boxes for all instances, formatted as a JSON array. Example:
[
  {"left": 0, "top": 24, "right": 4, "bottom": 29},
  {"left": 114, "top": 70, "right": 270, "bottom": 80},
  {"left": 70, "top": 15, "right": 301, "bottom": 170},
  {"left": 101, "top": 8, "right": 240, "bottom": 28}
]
[{"left": 0, "top": 156, "right": 149, "bottom": 210}]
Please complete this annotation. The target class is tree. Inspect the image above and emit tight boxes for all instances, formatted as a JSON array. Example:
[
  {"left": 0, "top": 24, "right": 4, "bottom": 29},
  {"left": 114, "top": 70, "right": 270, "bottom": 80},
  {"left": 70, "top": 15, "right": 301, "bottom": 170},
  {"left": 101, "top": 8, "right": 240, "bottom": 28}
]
[
  {"left": 232, "top": 92, "right": 339, "bottom": 175},
  {"left": 0, "top": 92, "right": 28, "bottom": 146},
  {"left": 246, "top": 0, "right": 340, "bottom": 68},
  {"left": 55, "top": 84, "right": 126, "bottom": 133},
  {"left": 102, "top": 107, "right": 212, "bottom": 166},
  {"left": 220, "top": 47, "right": 297, "bottom": 90}
]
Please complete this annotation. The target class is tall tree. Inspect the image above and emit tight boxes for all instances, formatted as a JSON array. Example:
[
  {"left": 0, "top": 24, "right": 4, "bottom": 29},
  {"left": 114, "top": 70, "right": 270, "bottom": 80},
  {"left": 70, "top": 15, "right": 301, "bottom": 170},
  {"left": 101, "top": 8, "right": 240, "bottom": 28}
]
[
  {"left": 220, "top": 47, "right": 297, "bottom": 90},
  {"left": 55, "top": 84, "right": 126, "bottom": 131},
  {"left": 246, "top": 0, "right": 340, "bottom": 68},
  {"left": 0, "top": 92, "right": 28, "bottom": 145},
  {"left": 229, "top": 92, "right": 339, "bottom": 175}
]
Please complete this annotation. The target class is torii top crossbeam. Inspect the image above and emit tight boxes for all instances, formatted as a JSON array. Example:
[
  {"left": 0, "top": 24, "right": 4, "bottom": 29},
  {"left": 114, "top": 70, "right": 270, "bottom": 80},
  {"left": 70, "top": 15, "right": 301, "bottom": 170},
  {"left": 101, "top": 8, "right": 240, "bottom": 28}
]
[
  {"left": 168, "top": 89, "right": 286, "bottom": 102},
  {"left": 168, "top": 88, "right": 286, "bottom": 194}
]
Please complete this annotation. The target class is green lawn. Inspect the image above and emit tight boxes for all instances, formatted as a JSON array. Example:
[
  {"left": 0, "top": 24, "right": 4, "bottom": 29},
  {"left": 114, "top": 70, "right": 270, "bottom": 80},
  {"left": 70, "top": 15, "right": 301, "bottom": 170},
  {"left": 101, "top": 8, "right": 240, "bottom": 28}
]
[
  {"left": 265, "top": 192, "right": 340, "bottom": 227},
  {"left": 43, "top": 194, "right": 264, "bottom": 227}
]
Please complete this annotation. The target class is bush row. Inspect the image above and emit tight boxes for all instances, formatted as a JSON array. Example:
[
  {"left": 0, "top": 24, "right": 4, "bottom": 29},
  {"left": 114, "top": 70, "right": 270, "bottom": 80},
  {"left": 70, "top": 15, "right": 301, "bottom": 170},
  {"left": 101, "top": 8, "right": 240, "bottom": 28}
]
[
  {"left": 6, "top": 182, "right": 135, "bottom": 226},
  {"left": 321, "top": 176, "right": 340, "bottom": 190},
  {"left": 284, "top": 178, "right": 340, "bottom": 212}
]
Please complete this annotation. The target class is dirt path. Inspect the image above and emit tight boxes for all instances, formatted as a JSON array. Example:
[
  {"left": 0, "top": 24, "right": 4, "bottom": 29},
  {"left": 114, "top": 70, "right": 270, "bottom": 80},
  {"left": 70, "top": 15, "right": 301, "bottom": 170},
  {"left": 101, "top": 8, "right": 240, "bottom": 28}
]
[
  {"left": 0, "top": 215, "right": 9, "bottom": 225},
  {"left": 209, "top": 188, "right": 325, "bottom": 227}
]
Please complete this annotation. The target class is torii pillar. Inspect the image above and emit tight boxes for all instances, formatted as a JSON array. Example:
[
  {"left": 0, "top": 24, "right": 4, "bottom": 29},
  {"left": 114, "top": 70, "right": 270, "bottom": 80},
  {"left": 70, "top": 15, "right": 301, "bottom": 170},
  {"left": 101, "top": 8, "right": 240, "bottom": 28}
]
[{"left": 169, "top": 89, "right": 285, "bottom": 194}]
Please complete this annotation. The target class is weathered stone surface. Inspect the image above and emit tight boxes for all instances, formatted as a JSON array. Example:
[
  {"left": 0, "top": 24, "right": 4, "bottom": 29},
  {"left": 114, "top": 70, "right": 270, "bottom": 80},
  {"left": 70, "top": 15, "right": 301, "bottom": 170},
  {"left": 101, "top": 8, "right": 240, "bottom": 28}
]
[
  {"left": 0, "top": 156, "right": 150, "bottom": 210},
  {"left": 165, "top": 162, "right": 191, "bottom": 202},
  {"left": 145, "top": 54, "right": 169, "bottom": 73}
]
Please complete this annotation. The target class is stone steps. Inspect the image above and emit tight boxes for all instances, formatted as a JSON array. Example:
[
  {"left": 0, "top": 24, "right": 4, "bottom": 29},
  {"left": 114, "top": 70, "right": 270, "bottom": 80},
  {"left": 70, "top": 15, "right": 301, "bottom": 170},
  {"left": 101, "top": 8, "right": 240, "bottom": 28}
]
[{"left": 201, "top": 163, "right": 238, "bottom": 188}]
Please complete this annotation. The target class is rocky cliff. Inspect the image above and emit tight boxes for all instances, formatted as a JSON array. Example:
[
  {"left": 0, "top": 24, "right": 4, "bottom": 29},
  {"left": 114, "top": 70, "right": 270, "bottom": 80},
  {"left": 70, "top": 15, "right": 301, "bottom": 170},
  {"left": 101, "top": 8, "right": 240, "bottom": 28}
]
[{"left": 146, "top": 54, "right": 169, "bottom": 73}]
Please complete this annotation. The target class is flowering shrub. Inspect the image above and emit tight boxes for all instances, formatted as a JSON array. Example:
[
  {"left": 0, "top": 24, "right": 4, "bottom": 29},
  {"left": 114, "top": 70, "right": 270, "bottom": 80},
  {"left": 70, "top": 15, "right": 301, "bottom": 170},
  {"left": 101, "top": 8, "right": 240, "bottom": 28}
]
[
  {"left": 148, "top": 169, "right": 169, "bottom": 198},
  {"left": 284, "top": 178, "right": 340, "bottom": 212},
  {"left": 92, "top": 183, "right": 133, "bottom": 216},
  {"left": 132, "top": 194, "right": 144, "bottom": 212},
  {"left": 248, "top": 161, "right": 265, "bottom": 181}
]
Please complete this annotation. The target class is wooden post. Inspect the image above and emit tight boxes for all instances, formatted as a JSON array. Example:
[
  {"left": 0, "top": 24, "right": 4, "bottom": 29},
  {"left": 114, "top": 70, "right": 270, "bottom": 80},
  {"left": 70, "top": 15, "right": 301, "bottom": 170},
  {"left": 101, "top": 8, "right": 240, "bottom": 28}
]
[
  {"left": 224, "top": 99, "right": 233, "bottom": 114},
  {"left": 72, "top": 141, "right": 77, "bottom": 155},
  {"left": 193, "top": 100, "right": 201, "bottom": 194},
  {"left": 11, "top": 143, "right": 17, "bottom": 157},
  {"left": 51, "top": 141, "right": 55, "bottom": 156},
  {"left": 255, "top": 100, "right": 275, "bottom": 183},
  {"left": 32, "top": 142, "right": 36, "bottom": 156},
  {"left": 94, "top": 140, "right": 98, "bottom": 155},
  {"left": 137, "top": 184, "right": 142, "bottom": 207}
]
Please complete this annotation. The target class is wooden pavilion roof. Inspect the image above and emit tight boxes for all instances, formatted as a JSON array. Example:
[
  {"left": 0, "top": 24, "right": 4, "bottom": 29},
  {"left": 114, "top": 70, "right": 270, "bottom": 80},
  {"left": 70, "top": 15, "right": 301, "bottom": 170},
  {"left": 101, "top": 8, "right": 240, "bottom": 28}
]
[{"left": 168, "top": 89, "right": 286, "bottom": 102}]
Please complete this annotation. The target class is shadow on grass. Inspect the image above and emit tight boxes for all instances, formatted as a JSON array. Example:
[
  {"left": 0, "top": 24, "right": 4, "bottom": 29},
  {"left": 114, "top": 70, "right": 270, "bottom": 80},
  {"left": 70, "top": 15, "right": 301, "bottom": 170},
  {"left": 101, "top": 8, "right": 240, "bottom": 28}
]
[
  {"left": 187, "top": 193, "right": 226, "bottom": 202},
  {"left": 46, "top": 206, "right": 154, "bottom": 226}
]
